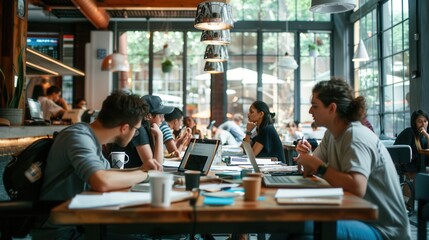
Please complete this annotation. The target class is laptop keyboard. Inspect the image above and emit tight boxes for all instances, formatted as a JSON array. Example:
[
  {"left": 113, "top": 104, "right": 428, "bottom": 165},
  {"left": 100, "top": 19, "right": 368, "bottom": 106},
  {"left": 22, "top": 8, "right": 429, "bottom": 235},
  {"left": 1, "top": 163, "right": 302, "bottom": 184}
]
[{"left": 264, "top": 175, "right": 294, "bottom": 184}]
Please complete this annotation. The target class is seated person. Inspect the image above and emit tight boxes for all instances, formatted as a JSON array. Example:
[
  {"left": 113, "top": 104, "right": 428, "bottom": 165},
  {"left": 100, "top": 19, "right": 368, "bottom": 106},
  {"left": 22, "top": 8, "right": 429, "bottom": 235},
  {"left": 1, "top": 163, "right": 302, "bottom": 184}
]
[
  {"left": 243, "top": 101, "right": 285, "bottom": 163},
  {"left": 184, "top": 116, "right": 203, "bottom": 139},
  {"left": 395, "top": 109, "right": 429, "bottom": 172},
  {"left": 213, "top": 125, "right": 239, "bottom": 146},
  {"left": 310, "top": 121, "right": 326, "bottom": 139},
  {"left": 283, "top": 121, "right": 304, "bottom": 142},
  {"left": 33, "top": 91, "right": 149, "bottom": 239},
  {"left": 164, "top": 107, "right": 192, "bottom": 155},
  {"left": 217, "top": 113, "right": 245, "bottom": 145},
  {"left": 73, "top": 97, "right": 87, "bottom": 109},
  {"left": 38, "top": 85, "right": 68, "bottom": 121}
]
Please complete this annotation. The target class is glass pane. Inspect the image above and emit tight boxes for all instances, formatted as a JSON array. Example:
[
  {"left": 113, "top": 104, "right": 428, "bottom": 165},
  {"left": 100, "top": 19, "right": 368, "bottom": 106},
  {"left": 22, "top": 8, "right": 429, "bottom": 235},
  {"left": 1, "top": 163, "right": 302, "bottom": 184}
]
[
  {"left": 127, "top": 31, "right": 150, "bottom": 95},
  {"left": 382, "top": 29, "right": 392, "bottom": 57},
  {"left": 392, "top": 24, "right": 403, "bottom": 55},
  {"left": 392, "top": 0, "right": 403, "bottom": 25},
  {"left": 382, "top": 1, "right": 392, "bottom": 30}
]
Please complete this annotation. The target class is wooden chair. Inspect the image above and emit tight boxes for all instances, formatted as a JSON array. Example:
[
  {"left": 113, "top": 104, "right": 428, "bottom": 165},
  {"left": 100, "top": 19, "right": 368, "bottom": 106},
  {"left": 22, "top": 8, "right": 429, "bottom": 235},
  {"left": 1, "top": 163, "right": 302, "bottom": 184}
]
[
  {"left": 386, "top": 144, "right": 415, "bottom": 215},
  {"left": 416, "top": 173, "right": 429, "bottom": 240}
]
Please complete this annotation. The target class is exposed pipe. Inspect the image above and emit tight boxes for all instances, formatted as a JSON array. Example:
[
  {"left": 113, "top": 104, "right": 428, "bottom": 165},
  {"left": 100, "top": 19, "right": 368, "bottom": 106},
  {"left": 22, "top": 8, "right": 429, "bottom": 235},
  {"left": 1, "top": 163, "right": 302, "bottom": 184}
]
[{"left": 71, "top": 0, "right": 110, "bottom": 30}]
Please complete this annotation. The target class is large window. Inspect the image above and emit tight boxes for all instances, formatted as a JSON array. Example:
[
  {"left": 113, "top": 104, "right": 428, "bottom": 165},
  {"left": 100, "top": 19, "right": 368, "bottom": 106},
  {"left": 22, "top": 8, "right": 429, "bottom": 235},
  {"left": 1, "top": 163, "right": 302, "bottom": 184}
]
[{"left": 354, "top": 0, "right": 409, "bottom": 138}]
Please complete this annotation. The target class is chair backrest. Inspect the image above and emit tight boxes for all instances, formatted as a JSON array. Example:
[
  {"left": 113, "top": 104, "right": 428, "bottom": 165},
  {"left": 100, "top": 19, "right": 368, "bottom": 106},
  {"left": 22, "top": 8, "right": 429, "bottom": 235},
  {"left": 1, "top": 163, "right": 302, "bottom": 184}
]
[
  {"left": 386, "top": 144, "right": 412, "bottom": 165},
  {"left": 416, "top": 173, "right": 429, "bottom": 201}
]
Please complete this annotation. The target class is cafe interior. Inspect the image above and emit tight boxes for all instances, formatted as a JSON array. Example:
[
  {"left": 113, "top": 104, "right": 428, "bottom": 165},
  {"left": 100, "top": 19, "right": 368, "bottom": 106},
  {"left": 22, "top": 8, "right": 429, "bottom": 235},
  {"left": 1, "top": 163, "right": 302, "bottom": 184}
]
[{"left": 1, "top": 0, "right": 429, "bottom": 239}]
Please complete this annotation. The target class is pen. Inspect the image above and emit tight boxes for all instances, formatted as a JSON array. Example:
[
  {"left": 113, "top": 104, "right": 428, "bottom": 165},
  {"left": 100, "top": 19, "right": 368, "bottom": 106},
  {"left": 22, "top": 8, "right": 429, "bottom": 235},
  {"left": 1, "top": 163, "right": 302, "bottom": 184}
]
[{"left": 220, "top": 187, "right": 232, "bottom": 191}]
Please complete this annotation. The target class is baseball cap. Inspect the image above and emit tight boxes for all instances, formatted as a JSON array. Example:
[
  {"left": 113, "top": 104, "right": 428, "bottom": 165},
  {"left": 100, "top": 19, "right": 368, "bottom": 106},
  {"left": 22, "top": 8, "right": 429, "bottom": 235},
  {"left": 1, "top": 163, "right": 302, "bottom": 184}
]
[{"left": 142, "top": 95, "right": 174, "bottom": 114}]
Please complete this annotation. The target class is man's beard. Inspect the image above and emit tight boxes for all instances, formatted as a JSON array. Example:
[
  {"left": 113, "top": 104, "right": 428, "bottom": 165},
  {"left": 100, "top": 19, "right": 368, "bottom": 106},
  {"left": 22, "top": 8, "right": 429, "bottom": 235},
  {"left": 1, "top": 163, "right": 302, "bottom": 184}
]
[{"left": 114, "top": 135, "right": 129, "bottom": 147}]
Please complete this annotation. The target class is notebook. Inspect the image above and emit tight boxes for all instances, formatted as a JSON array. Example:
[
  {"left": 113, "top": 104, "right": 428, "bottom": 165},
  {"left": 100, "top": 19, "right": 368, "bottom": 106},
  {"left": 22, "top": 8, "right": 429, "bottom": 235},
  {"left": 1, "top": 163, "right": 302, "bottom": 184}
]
[
  {"left": 242, "top": 141, "right": 330, "bottom": 188},
  {"left": 168, "top": 138, "right": 221, "bottom": 176}
]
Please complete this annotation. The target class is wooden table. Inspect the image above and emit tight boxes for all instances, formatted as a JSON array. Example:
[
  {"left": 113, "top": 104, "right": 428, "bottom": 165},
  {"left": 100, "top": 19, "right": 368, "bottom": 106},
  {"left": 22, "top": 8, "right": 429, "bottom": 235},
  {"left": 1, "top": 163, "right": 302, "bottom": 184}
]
[{"left": 50, "top": 189, "right": 378, "bottom": 240}]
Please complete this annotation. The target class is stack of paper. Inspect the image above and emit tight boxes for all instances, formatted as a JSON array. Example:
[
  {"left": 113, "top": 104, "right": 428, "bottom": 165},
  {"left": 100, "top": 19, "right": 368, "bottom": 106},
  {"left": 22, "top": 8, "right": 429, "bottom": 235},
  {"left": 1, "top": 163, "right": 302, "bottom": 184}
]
[
  {"left": 68, "top": 191, "right": 192, "bottom": 209},
  {"left": 275, "top": 188, "right": 344, "bottom": 205}
]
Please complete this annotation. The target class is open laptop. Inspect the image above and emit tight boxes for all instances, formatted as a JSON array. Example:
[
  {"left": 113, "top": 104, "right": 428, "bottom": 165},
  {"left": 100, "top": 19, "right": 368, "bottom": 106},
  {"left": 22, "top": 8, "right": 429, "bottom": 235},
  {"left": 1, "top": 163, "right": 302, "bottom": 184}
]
[
  {"left": 168, "top": 138, "right": 221, "bottom": 176},
  {"left": 242, "top": 141, "right": 330, "bottom": 188}
]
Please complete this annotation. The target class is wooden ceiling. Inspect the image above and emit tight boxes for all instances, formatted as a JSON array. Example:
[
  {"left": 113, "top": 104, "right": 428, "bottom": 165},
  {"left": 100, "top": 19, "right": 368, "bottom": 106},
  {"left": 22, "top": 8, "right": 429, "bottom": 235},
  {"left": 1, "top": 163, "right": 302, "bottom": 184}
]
[{"left": 28, "top": 0, "right": 203, "bottom": 20}]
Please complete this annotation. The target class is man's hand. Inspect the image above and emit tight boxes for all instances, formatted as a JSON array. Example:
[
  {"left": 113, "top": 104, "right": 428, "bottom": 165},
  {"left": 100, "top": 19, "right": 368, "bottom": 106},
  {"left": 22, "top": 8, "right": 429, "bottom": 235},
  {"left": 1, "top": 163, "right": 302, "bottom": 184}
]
[{"left": 142, "top": 158, "right": 163, "bottom": 171}]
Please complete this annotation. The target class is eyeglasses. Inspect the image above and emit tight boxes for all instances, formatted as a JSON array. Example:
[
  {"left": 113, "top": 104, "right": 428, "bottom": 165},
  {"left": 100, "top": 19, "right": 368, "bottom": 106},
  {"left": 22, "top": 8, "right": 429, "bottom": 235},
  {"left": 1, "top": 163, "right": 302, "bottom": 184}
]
[{"left": 133, "top": 126, "right": 140, "bottom": 137}]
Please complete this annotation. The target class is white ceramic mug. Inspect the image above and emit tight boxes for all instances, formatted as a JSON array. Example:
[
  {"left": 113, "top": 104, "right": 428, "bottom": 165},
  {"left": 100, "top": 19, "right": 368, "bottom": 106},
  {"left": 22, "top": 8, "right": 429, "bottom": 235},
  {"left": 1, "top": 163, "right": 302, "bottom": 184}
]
[{"left": 109, "top": 152, "right": 129, "bottom": 169}]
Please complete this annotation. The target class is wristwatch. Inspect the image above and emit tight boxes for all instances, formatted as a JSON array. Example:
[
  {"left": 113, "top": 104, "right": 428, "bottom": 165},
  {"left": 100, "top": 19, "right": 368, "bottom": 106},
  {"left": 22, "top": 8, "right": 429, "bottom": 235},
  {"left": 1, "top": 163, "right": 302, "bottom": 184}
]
[
  {"left": 316, "top": 162, "right": 329, "bottom": 177},
  {"left": 245, "top": 131, "right": 252, "bottom": 135}
]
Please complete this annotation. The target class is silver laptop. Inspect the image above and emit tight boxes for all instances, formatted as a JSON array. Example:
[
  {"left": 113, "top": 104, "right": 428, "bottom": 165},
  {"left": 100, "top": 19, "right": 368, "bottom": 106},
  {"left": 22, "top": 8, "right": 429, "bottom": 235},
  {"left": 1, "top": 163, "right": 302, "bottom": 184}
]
[
  {"left": 242, "top": 141, "right": 330, "bottom": 188},
  {"left": 168, "top": 138, "right": 221, "bottom": 176}
]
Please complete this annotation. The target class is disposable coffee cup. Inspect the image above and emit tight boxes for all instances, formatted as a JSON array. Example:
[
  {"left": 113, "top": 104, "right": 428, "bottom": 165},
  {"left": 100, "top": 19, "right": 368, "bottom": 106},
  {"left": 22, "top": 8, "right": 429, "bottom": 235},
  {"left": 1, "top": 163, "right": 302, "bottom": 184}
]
[
  {"left": 185, "top": 170, "right": 201, "bottom": 191},
  {"left": 242, "top": 177, "right": 262, "bottom": 202},
  {"left": 246, "top": 172, "right": 264, "bottom": 178},
  {"left": 109, "top": 152, "right": 129, "bottom": 169},
  {"left": 150, "top": 172, "right": 173, "bottom": 207}
]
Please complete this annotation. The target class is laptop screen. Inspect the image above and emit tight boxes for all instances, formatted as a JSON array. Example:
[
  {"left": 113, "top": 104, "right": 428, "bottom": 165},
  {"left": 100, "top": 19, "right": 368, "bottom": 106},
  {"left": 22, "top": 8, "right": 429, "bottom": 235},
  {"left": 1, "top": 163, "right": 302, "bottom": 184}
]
[
  {"left": 27, "top": 98, "right": 43, "bottom": 120},
  {"left": 178, "top": 138, "right": 220, "bottom": 175}
]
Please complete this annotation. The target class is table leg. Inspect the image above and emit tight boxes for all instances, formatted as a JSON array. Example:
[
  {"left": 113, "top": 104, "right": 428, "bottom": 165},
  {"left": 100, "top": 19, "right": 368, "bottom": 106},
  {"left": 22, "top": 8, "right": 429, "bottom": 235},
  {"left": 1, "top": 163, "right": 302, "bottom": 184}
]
[
  {"left": 314, "top": 221, "right": 337, "bottom": 240},
  {"left": 85, "top": 224, "right": 103, "bottom": 240}
]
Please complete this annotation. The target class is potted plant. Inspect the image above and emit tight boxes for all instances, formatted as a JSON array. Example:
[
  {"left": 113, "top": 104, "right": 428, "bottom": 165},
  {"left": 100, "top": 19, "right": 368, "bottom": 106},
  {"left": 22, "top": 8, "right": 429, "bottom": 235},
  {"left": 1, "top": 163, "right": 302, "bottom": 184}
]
[
  {"left": 0, "top": 48, "right": 25, "bottom": 126},
  {"left": 161, "top": 58, "right": 174, "bottom": 73},
  {"left": 308, "top": 43, "right": 317, "bottom": 57}
]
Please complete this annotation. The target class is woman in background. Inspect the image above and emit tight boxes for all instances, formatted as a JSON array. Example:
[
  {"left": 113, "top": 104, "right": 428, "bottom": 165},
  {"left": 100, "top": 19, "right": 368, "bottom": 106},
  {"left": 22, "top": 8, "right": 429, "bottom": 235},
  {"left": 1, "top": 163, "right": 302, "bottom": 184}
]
[
  {"left": 395, "top": 109, "right": 429, "bottom": 172},
  {"left": 243, "top": 101, "right": 285, "bottom": 163}
]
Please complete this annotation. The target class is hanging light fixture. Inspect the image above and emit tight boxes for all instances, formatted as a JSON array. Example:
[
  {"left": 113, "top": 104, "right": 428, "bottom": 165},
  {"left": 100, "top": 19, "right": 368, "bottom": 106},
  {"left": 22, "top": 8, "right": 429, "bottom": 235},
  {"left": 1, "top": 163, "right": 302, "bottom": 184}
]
[
  {"left": 279, "top": 16, "right": 298, "bottom": 70},
  {"left": 200, "top": 30, "right": 231, "bottom": 45},
  {"left": 101, "top": 22, "right": 129, "bottom": 72},
  {"left": 204, "top": 45, "right": 229, "bottom": 62},
  {"left": 194, "top": 1, "right": 234, "bottom": 30},
  {"left": 352, "top": 40, "right": 369, "bottom": 62},
  {"left": 204, "top": 62, "right": 224, "bottom": 74},
  {"left": 279, "top": 52, "right": 299, "bottom": 70},
  {"left": 310, "top": 0, "right": 356, "bottom": 14}
]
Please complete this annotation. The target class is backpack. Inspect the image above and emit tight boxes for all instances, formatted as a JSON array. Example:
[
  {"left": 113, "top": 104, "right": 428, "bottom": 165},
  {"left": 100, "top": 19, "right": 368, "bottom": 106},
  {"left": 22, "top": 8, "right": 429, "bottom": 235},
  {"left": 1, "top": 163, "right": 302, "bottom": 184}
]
[{"left": 2, "top": 137, "right": 54, "bottom": 238}]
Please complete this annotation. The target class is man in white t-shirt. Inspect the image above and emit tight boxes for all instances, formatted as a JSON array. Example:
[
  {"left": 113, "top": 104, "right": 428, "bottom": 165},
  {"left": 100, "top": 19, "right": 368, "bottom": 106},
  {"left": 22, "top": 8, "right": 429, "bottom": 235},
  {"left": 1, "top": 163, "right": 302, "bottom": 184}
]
[{"left": 38, "top": 85, "right": 68, "bottom": 121}]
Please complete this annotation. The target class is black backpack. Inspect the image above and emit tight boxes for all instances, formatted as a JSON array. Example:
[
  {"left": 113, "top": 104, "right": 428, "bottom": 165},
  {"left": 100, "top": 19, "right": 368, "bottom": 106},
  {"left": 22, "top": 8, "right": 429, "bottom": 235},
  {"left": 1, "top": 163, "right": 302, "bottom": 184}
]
[
  {"left": 2, "top": 134, "right": 73, "bottom": 238},
  {"left": 3, "top": 137, "right": 54, "bottom": 201}
]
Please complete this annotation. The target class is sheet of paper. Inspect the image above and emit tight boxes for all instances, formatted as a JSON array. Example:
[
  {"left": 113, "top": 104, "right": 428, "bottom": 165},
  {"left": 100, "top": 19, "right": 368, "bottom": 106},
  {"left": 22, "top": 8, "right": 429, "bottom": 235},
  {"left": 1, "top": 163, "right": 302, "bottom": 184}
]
[
  {"left": 229, "top": 157, "right": 275, "bottom": 165},
  {"left": 275, "top": 188, "right": 343, "bottom": 198},
  {"left": 163, "top": 160, "right": 181, "bottom": 168},
  {"left": 68, "top": 191, "right": 192, "bottom": 209}
]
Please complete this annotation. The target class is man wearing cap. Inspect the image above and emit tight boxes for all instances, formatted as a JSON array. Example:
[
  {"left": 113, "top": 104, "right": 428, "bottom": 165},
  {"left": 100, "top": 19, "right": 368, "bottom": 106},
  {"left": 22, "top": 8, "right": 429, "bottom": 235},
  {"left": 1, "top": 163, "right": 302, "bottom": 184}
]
[{"left": 143, "top": 95, "right": 189, "bottom": 158}]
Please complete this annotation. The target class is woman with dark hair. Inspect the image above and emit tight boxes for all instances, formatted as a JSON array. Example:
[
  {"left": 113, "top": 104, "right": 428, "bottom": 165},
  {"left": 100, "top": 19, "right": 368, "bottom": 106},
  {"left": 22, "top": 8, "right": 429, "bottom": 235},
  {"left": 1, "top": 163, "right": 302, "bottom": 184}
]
[
  {"left": 242, "top": 100, "right": 285, "bottom": 163},
  {"left": 395, "top": 109, "right": 429, "bottom": 172},
  {"left": 287, "top": 78, "right": 410, "bottom": 240}
]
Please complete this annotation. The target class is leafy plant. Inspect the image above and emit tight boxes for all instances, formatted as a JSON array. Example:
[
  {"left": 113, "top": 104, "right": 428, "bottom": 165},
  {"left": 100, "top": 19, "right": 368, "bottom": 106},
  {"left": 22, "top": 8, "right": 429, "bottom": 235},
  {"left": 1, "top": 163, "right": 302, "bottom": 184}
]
[
  {"left": 161, "top": 58, "right": 174, "bottom": 73},
  {"left": 308, "top": 43, "right": 317, "bottom": 51},
  {"left": 0, "top": 48, "right": 25, "bottom": 108}
]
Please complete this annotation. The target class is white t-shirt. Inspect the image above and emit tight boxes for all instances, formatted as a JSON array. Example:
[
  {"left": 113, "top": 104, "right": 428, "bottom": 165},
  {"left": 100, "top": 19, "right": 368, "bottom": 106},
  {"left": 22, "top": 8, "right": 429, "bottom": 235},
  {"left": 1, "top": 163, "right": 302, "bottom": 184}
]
[{"left": 38, "top": 96, "right": 63, "bottom": 120}]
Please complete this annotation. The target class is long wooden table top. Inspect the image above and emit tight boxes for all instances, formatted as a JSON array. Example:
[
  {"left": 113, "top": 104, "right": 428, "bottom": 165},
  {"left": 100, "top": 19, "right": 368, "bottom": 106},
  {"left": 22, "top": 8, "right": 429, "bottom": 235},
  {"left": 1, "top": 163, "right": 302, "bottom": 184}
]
[{"left": 50, "top": 188, "right": 378, "bottom": 225}]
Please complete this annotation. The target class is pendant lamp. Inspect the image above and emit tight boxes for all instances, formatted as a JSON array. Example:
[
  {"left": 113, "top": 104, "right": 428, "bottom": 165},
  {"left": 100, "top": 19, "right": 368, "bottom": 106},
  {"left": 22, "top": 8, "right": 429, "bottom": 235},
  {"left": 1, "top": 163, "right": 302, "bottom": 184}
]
[
  {"left": 310, "top": 0, "right": 356, "bottom": 14},
  {"left": 204, "top": 62, "right": 224, "bottom": 74},
  {"left": 279, "top": 52, "right": 299, "bottom": 70},
  {"left": 101, "top": 22, "right": 129, "bottom": 72},
  {"left": 352, "top": 40, "right": 369, "bottom": 62},
  {"left": 194, "top": 1, "right": 234, "bottom": 30},
  {"left": 204, "top": 45, "right": 229, "bottom": 62},
  {"left": 200, "top": 30, "right": 231, "bottom": 45}
]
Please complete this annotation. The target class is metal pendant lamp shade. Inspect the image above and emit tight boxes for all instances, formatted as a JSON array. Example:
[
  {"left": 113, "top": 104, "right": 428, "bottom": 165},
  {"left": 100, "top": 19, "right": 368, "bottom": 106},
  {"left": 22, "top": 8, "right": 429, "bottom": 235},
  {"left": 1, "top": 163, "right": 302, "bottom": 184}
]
[
  {"left": 101, "top": 52, "right": 129, "bottom": 72},
  {"left": 194, "top": 1, "right": 234, "bottom": 30},
  {"left": 352, "top": 40, "right": 369, "bottom": 62},
  {"left": 279, "top": 53, "right": 299, "bottom": 70},
  {"left": 201, "top": 30, "right": 231, "bottom": 45},
  {"left": 204, "top": 61, "right": 224, "bottom": 74},
  {"left": 310, "top": 0, "right": 356, "bottom": 14},
  {"left": 204, "top": 45, "right": 229, "bottom": 62}
]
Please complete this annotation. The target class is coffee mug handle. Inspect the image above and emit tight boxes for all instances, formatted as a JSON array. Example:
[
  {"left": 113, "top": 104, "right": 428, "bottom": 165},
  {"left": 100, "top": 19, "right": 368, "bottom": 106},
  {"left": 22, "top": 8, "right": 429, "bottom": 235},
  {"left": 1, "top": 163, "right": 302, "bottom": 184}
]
[{"left": 124, "top": 153, "right": 129, "bottom": 164}]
